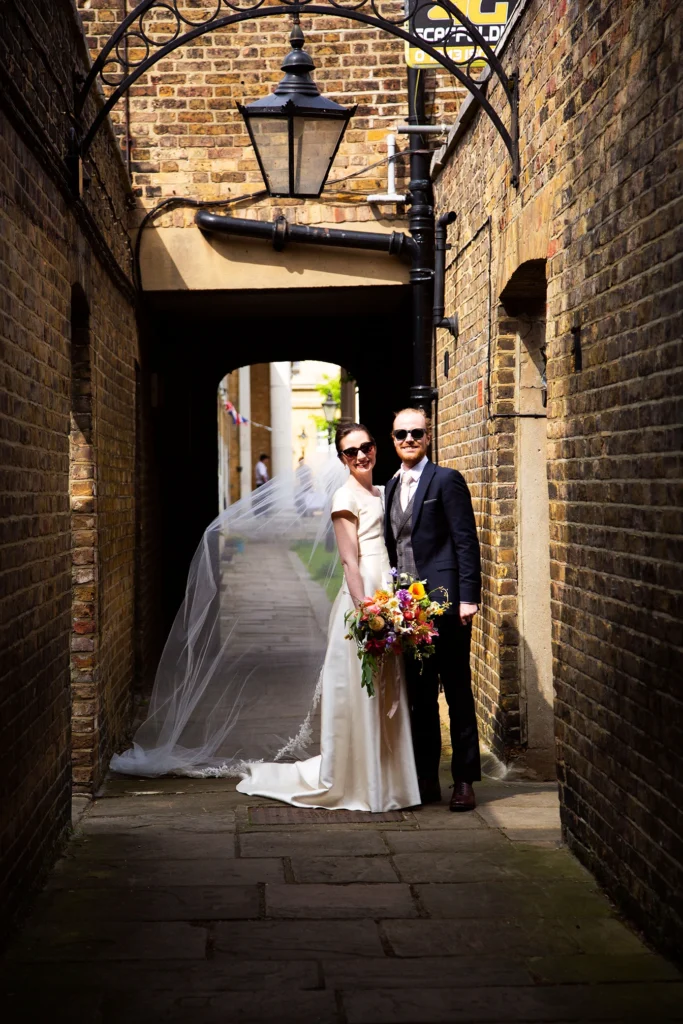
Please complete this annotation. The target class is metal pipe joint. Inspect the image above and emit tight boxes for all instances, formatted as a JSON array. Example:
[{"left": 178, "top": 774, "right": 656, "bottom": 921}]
[{"left": 433, "top": 211, "right": 458, "bottom": 339}]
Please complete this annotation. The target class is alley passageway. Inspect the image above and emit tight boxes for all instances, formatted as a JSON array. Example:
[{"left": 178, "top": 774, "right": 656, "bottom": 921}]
[{"left": 3, "top": 773, "right": 681, "bottom": 1023}]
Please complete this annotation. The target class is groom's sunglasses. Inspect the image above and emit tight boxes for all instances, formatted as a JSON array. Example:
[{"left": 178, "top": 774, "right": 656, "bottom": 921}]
[
  {"left": 392, "top": 428, "right": 427, "bottom": 441},
  {"left": 341, "top": 441, "right": 376, "bottom": 459}
]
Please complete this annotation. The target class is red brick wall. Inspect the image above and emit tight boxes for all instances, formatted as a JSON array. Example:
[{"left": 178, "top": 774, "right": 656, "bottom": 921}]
[
  {"left": 0, "top": 0, "right": 138, "bottom": 934},
  {"left": 250, "top": 362, "right": 272, "bottom": 486},
  {"left": 434, "top": 0, "right": 683, "bottom": 958},
  {"left": 77, "top": 2, "right": 464, "bottom": 231}
]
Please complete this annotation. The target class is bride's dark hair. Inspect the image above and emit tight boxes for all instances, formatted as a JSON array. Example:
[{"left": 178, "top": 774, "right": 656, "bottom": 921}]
[{"left": 335, "top": 422, "right": 376, "bottom": 460}]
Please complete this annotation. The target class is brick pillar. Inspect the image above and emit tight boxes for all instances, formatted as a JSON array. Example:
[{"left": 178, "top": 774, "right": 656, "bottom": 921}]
[{"left": 69, "top": 286, "right": 100, "bottom": 791}]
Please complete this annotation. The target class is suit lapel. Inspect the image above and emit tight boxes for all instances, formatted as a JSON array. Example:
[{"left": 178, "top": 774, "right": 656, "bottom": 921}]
[
  {"left": 411, "top": 461, "right": 437, "bottom": 534},
  {"left": 384, "top": 474, "right": 399, "bottom": 546}
]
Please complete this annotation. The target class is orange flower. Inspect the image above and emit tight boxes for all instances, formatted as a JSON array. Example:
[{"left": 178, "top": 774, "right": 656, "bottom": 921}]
[
  {"left": 373, "top": 589, "right": 391, "bottom": 603},
  {"left": 408, "top": 581, "right": 426, "bottom": 600},
  {"left": 369, "top": 615, "right": 385, "bottom": 631}
]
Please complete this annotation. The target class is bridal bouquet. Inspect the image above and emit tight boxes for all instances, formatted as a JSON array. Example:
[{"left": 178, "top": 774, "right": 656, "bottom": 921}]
[{"left": 344, "top": 572, "right": 450, "bottom": 698}]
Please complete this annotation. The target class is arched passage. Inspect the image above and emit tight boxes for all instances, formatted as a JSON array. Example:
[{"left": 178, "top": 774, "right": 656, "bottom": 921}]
[
  {"left": 141, "top": 282, "right": 412, "bottom": 625},
  {"left": 499, "top": 258, "right": 553, "bottom": 773}
]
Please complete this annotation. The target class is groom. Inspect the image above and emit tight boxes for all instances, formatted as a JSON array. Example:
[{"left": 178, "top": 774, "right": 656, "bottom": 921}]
[{"left": 384, "top": 408, "right": 482, "bottom": 811}]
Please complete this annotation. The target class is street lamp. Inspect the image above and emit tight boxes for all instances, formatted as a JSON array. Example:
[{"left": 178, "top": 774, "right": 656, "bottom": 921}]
[
  {"left": 238, "top": 22, "right": 356, "bottom": 199},
  {"left": 321, "top": 390, "right": 340, "bottom": 443}
]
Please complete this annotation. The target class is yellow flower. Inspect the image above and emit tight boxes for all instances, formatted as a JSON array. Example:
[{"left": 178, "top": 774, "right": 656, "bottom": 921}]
[
  {"left": 408, "top": 581, "right": 426, "bottom": 600},
  {"left": 369, "top": 615, "right": 385, "bottom": 631}
]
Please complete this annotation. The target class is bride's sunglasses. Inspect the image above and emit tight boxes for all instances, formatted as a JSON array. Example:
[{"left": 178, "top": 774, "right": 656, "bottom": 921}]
[
  {"left": 392, "top": 428, "right": 426, "bottom": 441},
  {"left": 341, "top": 441, "right": 376, "bottom": 459}
]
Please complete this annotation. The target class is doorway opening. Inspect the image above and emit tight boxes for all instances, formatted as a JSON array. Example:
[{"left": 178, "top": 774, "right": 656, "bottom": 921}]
[
  {"left": 217, "top": 361, "right": 359, "bottom": 513},
  {"left": 141, "top": 283, "right": 411, "bottom": 629},
  {"left": 499, "top": 260, "right": 554, "bottom": 775}
]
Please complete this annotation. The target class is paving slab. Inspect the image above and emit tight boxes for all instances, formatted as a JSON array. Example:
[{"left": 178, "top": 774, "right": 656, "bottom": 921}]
[
  {"left": 382, "top": 828, "right": 509, "bottom": 854},
  {"left": 103, "top": 775, "right": 241, "bottom": 795},
  {"left": 32, "top": 884, "right": 260, "bottom": 922},
  {"left": 7, "top": 921, "right": 207, "bottom": 962},
  {"left": 67, "top": 831, "right": 237, "bottom": 860},
  {"left": 6, "top": 990, "right": 105, "bottom": 1023},
  {"left": 101, "top": 990, "right": 340, "bottom": 1024},
  {"left": 79, "top": 813, "right": 237, "bottom": 834},
  {"left": 477, "top": 805, "right": 562, "bottom": 830},
  {"left": 492, "top": 845, "right": 599, "bottom": 882},
  {"left": 239, "top": 829, "right": 387, "bottom": 858},
  {"left": 47, "top": 856, "right": 283, "bottom": 888},
  {"left": 527, "top": 953, "right": 683, "bottom": 984},
  {"left": 392, "top": 851, "right": 514, "bottom": 883},
  {"left": 341, "top": 982, "right": 683, "bottom": 1023},
  {"left": 416, "top": 881, "right": 612, "bottom": 920},
  {"left": 405, "top": 806, "right": 487, "bottom": 829},
  {"left": 381, "top": 918, "right": 582, "bottom": 957},
  {"left": 563, "top": 916, "right": 653, "bottom": 956},
  {"left": 214, "top": 919, "right": 385, "bottom": 958},
  {"left": 501, "top": 827, "right": 563, "bottom": 845},
  {"left": 475, "top": 787, "right": 560, "bottom": 808},
  {"left": 2, "top": 959, "right": 319, "bottom": 994},
  {"left": 323, "top": 955, "right": 533, "bottom": 989},
  {"left": 266, "top": 882, "right": 417, "bottom": 919},
  {"left": 290, "top": 855, "right": 399, "bottom": 883},
  {"left": 89, "top": 794, "right": 238, "bottom": 817}
]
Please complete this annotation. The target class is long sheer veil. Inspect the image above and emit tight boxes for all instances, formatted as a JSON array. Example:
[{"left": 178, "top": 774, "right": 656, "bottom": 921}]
[{"left": 111, "top": 456, "right": 349, "bottom": 777}]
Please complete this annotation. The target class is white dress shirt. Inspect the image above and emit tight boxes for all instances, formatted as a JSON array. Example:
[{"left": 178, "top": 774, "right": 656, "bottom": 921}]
[{"left": 399, "top": 455, "right": 428, "bottom": 510}]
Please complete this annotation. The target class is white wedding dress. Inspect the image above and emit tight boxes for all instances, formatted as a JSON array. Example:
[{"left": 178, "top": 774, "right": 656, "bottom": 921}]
[{"left": 236, "top": 483, "right": 420, "bottom": 811}]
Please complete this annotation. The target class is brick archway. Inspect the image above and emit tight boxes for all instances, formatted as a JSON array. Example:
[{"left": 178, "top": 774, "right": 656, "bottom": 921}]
[{"left": 141, "top": 283, "right": 412, "bottom": 626}]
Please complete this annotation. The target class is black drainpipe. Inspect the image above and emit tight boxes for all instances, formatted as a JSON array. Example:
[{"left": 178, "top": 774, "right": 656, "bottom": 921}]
[
  {"left": 406, "top": 67, "right": 436, "bottom": 412},
  {"left": 196, "top": 211, "right": 415, "bottom": 259}
]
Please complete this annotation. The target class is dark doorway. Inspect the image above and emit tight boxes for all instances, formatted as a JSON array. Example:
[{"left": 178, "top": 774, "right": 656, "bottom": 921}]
[{"left": 141, "top": 284, "right": 412, "bottom": 628}]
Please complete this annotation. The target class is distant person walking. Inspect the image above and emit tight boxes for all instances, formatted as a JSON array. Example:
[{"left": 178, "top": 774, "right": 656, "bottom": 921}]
[
  {"left": 255, "top": 453, "right": 269, "bottom": 488},
  {"left": 254, "top": 453, "right": 270, "bottom": 516}
]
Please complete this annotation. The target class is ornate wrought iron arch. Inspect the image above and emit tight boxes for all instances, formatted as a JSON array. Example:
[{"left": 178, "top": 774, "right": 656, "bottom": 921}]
[{"left": 74, "top": 0, "right": 519, "bottom": 185}]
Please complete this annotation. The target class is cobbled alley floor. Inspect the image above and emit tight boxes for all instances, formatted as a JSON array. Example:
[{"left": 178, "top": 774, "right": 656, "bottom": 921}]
[{"left": 2, "top": 769, "right": 681, "bottom": 1023}]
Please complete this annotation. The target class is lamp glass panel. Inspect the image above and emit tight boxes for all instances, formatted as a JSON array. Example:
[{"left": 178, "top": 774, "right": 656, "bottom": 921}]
[
  {"left": 247, "top": 116, "right": 290, "bottom": 193},
  {"left": 292, "top": 116, "right": 346, "bottom": 195}
]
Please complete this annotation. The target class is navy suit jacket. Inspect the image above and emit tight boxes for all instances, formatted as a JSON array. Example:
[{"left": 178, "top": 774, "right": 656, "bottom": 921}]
[{"left": 384, "top": 461, "right": 481, "bottom": 613}]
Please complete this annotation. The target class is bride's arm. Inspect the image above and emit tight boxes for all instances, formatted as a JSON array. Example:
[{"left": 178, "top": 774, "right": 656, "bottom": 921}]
[{"left": 332, "top": 511, "right": 366, "bottom": 607}]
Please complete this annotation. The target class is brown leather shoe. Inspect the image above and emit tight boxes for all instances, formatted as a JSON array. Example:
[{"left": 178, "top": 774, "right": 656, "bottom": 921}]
[
  {"left": 449, "top": 781, "right": 476, "bottom": 812},
  {"left": 418, "top": 779, "right": 442, "bottom": 805}
]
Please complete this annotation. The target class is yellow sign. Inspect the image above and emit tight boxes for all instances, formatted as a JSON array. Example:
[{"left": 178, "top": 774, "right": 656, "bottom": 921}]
[{"left": 405, "top": 1, "right": 512, "bottom": 69}]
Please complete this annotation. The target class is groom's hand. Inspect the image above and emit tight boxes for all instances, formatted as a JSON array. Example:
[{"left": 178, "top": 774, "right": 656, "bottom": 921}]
[{"left": 459, "top": 602, "right": 478, "bottom": 626}]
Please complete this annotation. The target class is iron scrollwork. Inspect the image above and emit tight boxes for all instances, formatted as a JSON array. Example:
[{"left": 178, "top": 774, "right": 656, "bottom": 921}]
[{"left": 75, "top": 0, "right": 519, "bottom": 185}]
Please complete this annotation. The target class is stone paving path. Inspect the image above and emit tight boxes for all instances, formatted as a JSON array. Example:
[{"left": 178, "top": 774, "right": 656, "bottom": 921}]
[{"left": 2, "top": 771, "right": 681, "bottom": 1023}]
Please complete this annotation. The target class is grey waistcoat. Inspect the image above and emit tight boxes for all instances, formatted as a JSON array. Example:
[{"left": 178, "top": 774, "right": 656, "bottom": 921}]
[{"left": 389, "top": 487, "right": 418, "bottom": 579}]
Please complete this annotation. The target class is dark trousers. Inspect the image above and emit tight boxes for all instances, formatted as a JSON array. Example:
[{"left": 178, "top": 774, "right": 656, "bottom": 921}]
[{"left": 405, "top": 617, "right": 481, "bottom": 783}]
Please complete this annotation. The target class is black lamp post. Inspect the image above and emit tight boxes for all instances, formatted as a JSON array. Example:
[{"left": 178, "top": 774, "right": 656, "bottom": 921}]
[
  {"left": 238, "top": 22, "right": 356, "bottom": 199},
  {"left": 321, "top": 390, "right": 340, "bottom": 444}
]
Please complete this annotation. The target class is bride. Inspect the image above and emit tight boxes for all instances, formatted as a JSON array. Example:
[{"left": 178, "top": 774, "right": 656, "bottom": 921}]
[
  {"left": 111, "top": 422, "right": 419, "bottom": 811},
  {"left": 236, "top": 423, "right": 420, "bottom": 811}
]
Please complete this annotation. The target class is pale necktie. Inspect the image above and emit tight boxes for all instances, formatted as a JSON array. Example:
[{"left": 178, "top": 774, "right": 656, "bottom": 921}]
[{"left": 400, "top": 470, "right": 416, "bottom": 511}]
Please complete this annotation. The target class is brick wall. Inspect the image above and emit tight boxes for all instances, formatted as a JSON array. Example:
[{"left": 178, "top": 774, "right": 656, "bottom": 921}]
[
  {"left": 0, "top": 0, "right": 138, "bottom": 935},
  {"left": 250, "top": 363, "right": 272, "bottom": 488},
  {"left": 77, "top": 2, "right": 465, "bottom": 234},
  {"left": 434, "top": 0, "right": 682, "bottom": 958}
]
